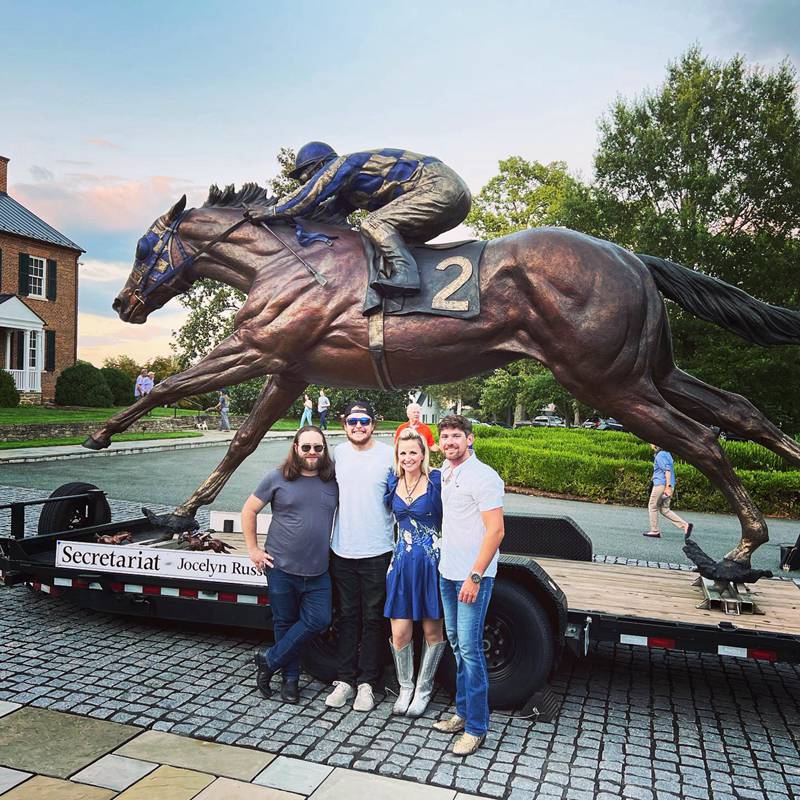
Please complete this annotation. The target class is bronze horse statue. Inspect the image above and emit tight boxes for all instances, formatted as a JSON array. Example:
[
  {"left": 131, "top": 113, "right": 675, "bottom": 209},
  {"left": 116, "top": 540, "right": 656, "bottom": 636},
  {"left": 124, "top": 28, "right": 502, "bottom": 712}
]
[{"left": 88, "top": 184, "right": 800, "bottom": 574}]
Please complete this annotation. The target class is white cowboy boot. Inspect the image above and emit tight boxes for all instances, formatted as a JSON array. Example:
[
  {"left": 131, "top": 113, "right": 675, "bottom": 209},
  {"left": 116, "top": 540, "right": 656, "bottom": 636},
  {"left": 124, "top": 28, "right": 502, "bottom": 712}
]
[
  {"left": 406, "top": 640, "right": 446, "bottom": 717},
  {"left": 390, "top": 640, "right": 415, "bottom": 715}
]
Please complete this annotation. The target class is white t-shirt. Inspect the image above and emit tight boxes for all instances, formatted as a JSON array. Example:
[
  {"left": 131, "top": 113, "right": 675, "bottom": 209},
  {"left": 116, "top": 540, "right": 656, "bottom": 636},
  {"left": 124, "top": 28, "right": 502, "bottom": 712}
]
[
  {"left": 439, "top": 453, "right": 505, "bottom": 580},
  {"left": 318, "top": 394, "right": 330, "bottom": 412},
  {"left": 331, "top": 440, "right": 395, "bottom": 558}
]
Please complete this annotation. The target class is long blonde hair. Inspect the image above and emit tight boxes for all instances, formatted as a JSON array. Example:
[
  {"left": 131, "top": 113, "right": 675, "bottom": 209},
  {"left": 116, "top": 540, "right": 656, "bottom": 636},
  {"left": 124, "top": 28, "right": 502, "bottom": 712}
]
[{"left": 394, "top": 428, "right": 431, "bottom": 478}]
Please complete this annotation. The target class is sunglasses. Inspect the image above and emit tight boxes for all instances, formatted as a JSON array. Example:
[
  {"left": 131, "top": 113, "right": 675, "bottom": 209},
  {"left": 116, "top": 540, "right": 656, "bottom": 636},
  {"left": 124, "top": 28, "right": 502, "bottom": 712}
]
[
  {"left": 298, "top": 444, "right": 325, "bottom": 453},
  {"left": 346, "top": 417, "right": 372, "bottom": 427}
]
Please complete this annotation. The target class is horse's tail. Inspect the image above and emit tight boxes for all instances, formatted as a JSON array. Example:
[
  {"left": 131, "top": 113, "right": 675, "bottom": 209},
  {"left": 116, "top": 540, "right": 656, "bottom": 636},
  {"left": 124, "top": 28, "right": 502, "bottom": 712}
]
[{"left": 637, "top": 253, "right": 800, "bottom": 347}]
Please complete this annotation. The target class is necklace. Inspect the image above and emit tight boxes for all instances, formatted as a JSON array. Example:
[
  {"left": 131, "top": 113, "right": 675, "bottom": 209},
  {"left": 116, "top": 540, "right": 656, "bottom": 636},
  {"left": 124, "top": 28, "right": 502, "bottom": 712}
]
[{"left": 402, "top": 473, "right": 423, "bottom": 504}]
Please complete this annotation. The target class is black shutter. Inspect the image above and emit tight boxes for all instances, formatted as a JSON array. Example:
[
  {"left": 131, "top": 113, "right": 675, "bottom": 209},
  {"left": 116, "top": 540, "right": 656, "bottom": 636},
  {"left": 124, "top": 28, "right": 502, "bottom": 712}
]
[
  {"left": 46, "top": 259, "right": 57, "bottom": 301},
  {"left": 15, "top": 330, "right": 24, "bottom": 370},
  {"left": 45, "top": 330, "right": 56, "bottom": 372},
  {"left": 18, "top": 253, "right": 29, "bottom": 296}
]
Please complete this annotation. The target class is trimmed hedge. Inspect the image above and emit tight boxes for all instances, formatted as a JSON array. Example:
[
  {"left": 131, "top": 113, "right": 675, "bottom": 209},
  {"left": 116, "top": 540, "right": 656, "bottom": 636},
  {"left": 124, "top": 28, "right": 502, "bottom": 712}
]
[
  {"left": 0, "top": 370, "right": 20, "bottom": 408},
  {"left": 55, "top": 362, "right": 113, "bottom": 407},
  {"left": 473, "top": 437, "right": 800, "bottom": 518},
  {"left": 100, "top": 367, "right": 134, "bottom": 406}
]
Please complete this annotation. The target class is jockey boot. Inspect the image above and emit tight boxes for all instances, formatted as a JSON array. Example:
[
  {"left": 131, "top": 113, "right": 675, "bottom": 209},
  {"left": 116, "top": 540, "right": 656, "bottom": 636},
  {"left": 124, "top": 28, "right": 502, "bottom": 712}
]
[{"left": 370, "top": 230, "right": 421, "bottom": 298}]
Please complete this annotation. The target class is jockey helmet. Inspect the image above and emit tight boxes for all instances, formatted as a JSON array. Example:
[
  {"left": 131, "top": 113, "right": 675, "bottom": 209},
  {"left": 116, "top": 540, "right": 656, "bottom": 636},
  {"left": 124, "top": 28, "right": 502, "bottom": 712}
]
[{"left": 289, "top": 141, "right": 337, "bottom": 179}]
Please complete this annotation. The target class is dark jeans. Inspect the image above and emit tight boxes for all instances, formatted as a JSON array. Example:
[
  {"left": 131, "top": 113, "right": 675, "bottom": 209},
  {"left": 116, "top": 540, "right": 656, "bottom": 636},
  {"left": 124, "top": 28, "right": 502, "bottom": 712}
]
[
  {"left": 266, "top": 568, "right": 332, "bottom": 680},
  {"left": 319, "top": 409, "right": 328, "bottom": 429},
  {"left": 331, "top": 550, "right": 391, "bottom": 688}
]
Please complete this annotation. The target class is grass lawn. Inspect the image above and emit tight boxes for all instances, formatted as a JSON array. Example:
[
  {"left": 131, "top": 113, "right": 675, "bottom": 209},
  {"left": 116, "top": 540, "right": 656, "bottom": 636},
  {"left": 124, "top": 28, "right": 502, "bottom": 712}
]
[{"left": 0, "top": 431, "right": 203, "bottom": 450}]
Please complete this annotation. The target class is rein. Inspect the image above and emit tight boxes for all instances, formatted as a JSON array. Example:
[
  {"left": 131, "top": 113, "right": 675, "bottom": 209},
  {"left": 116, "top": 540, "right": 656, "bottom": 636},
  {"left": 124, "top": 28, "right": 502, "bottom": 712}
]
[{"left": 134, "top": 209, "right": 329, "bottom": 304}]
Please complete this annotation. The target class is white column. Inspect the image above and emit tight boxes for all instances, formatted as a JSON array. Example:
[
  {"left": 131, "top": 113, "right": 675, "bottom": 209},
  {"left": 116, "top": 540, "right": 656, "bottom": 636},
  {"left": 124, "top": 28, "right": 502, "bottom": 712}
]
[
  {"left": 23, "top": 329, "right": 30, "bottom": 391},
  {"left": 4, "top": 329, "right": 9, "bottom": 370}
]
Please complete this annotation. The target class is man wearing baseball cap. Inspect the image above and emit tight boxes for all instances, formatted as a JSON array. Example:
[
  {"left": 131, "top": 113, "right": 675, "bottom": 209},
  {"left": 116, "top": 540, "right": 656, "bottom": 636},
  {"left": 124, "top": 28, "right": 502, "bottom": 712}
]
[{"left": 325, "top": 400, "right": 395, "bottom": 712}]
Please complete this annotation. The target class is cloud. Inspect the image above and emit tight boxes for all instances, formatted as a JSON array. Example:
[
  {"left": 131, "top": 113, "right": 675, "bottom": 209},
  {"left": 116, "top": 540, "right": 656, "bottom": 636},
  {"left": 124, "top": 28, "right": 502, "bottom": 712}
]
[
  {"left": 714, "top": 1, "right": 800, "bottom": 60},
  {"left": 11, "top": 173, "right": 200, "bottom": 237},
  {"left": 78, "top": 308, "right": 188, "bottom": 365},
  {"left": 80, "top": 258, "right": 134, "bottom": 284},
  {"left": 29, "top": 165, "right": 54, "bottom": 182},
  {"left": 87, "top": 138, "right": 122, "bottom": 150},
  {"left": 56, "top": 159, "right": 92, "bottom": 167}
]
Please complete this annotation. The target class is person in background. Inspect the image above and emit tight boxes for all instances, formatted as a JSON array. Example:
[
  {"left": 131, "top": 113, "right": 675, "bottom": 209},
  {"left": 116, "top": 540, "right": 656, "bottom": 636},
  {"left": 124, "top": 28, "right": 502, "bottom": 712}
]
[
  {"left": 643, "top": 444, "right": 693, "bottom": 539},
  {"left": 244, "top": 425, "right": 337, "bottom": 703},
  {"left": 209, "top": 388, "right": 231, "bottom": 431},
  {"left": 325, "top": 401, "right": 394, "bottom": 713},
  {"left": 140, "top": 371, "right": 155, "bottom": 396},
  {"left": 434, "top": 414, "right": 504, "bottom": 756},
  {"left": 394, "top": 402, "right": 439, "bottom": 452},
  {"left": 300, "top": 393, "right": 314, "bottom": 428},
  {"left": 134, "top": 368, "right": 148, "bottom": 399},
  {"left": 384, "top": 428, "right": 445, "bottom": 717},
  {"left": 318, "top": 389, "right": 330, "bottom": 430}
]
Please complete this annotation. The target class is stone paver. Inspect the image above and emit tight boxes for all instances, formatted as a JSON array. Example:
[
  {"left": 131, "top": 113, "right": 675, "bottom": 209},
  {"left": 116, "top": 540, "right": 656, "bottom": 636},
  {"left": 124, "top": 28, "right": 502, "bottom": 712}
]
[
  {"left": 70, "top": 753, "right": 158, "bottom": 791},
  {"left": 116, "top": 729, "right": 275, "bottom": 780},
  {"left": 113, "top": 764, "right": 215, "bottom": 799},
  {"left": 0, "top": 774, "right": 115, "bottom": 799},
  {"left": 0, "top": 766, "right": 32, "bottom": 795},
  {"left": 309, "top": 767, "right": 457, "bottom": 799},
  {"left": 0, "top": 707, "right": 139, "bottom": 778},
  {"left": 254, "top": 755, "right": 333, "bottom": 794},
  {"left": 0, "top": 701, "right": 21, "bottom": 718},
  {"left": 195, "top": 775, "right": 305, "bottom": 799}
]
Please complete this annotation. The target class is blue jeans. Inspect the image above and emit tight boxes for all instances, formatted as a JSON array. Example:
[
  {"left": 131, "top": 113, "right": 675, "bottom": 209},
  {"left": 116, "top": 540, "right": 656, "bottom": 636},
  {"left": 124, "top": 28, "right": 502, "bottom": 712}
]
[
  {"left": 440, "top": 576, "right": 494, "bottom": 737},
  {"left": 299, "top": 408, "right": 313, "bottom": 427},
  {"left": 319, "top": 409, "right": 328, "bottom": 429},
  {"left": 219, "top": 408, "right": 230, "bottom": 430},
  {"left": 266, "top": 568, "right": 332, "bottom": 680}
]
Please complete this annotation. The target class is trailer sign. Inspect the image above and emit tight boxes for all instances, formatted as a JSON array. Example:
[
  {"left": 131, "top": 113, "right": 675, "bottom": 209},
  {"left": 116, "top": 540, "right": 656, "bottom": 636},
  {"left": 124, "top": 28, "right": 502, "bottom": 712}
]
[{"left": 55, "top": 541, "right": 265, "bottom": 586}]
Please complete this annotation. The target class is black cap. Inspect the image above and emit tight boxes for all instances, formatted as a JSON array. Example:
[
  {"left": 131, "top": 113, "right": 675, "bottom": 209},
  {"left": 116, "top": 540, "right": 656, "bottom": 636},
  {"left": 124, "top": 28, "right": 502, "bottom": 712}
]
[{"left": 343, "top": 400, "right": 375, "bottom": 419}]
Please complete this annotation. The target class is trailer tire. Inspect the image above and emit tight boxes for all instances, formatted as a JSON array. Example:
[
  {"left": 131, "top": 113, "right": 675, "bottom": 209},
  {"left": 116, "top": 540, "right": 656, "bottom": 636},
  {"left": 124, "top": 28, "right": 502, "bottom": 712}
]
[
  {"left": 437, "top": 578, "right": 555, "bottom": 708},
  {"left": 37, "top": 482, "right": 111, "bottom": 535}
]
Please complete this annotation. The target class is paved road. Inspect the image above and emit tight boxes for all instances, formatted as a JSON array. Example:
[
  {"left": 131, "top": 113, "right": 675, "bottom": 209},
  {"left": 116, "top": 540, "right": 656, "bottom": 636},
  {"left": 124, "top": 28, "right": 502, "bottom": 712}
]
[{"left": 1, "top": 439, "right": 796, "bottom": 575}]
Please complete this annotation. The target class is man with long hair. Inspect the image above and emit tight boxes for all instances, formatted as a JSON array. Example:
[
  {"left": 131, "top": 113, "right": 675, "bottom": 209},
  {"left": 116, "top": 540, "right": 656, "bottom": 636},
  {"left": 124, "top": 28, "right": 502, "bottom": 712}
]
[{"left": 244, "top": 425, "right": 338, "bottom": 703}]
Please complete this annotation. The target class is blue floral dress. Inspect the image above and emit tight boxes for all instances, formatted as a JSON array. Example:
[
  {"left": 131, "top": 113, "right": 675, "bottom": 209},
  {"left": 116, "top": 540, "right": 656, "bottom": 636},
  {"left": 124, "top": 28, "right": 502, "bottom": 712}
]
[{"left": 384, "top": 469, "right": 443, "bottom": 620}]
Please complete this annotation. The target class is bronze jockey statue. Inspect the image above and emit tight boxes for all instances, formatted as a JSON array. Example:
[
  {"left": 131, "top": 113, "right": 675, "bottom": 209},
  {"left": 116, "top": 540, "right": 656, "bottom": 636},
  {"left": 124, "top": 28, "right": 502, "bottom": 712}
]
[{"left": 266, "top": 142, "right": 472, "bottom": 298}]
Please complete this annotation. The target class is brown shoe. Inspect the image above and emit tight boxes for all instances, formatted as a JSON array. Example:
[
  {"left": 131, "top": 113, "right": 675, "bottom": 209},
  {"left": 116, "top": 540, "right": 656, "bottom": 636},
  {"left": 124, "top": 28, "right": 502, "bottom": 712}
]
[
  {"left": 432, "top": 714, "right": 465, "bottom": 733},
  {"left": 453, "top": 732, "right": 485, "bottom": 756}
]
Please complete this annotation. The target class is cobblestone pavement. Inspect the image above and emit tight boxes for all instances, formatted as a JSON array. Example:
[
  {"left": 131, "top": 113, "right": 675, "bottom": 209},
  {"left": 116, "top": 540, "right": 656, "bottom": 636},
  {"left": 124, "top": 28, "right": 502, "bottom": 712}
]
[{"left": 2, "top": 485, "right": 800, "bottom": 799}]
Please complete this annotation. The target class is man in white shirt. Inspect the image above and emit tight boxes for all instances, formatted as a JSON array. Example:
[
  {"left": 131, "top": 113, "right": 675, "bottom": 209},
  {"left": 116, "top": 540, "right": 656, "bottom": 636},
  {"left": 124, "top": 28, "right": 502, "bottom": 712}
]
[
  {"left": 434, "top": 415, "right": 504, "bottom": 756},
  {"left": 134, "top": 368, "right": 148, "bottom": 399},
  {"left": 325, "top": 400, "right": 395, "bottom": 712}
]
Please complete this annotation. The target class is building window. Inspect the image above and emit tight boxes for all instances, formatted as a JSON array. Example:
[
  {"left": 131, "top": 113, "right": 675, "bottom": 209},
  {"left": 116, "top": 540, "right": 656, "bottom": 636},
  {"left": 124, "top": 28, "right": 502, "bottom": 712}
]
[
  {"left": 29, "top": 330, "right": 38, "bottom": 368},
  {"left": 28, "top": 257, "right": 46, "bottom": 298}
]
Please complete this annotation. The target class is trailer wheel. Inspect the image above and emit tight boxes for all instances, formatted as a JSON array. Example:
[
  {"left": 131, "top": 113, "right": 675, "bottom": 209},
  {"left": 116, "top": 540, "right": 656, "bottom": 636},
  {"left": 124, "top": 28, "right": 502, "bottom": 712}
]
[
  {"left": 438, "top": 579, "right": 555, "bottom": 708},
  {"left": 37, "top": 482, "right": 111, "bottom": 535}
]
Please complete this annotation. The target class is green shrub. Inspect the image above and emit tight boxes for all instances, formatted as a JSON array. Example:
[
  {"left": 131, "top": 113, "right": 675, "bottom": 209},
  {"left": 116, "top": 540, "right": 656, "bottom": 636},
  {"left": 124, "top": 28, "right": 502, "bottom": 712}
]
[
  {"left": 55, "top": 361, "right": 113, "bottom": 407},
  {"left": 229, "top": 378, "right": 265, "bottom": 415},
  {"left": 100, "top": 367, "right": 134, "bottom": 406},
  {"left": 0, "top": 370, "right": 20, "bottom": 407}
]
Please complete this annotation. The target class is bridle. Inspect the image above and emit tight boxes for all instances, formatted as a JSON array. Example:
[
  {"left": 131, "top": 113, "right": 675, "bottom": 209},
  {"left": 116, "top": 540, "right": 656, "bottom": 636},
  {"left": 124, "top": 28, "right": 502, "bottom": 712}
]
[{"left": 132, "top": 208, "right": 329, "bottom": 306}]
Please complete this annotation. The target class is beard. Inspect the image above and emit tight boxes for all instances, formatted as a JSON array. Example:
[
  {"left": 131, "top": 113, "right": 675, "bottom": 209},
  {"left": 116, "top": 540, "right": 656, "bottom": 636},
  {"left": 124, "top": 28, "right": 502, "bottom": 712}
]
[{"left": 301, "top": 456, "right": 321, "bottom": 472}]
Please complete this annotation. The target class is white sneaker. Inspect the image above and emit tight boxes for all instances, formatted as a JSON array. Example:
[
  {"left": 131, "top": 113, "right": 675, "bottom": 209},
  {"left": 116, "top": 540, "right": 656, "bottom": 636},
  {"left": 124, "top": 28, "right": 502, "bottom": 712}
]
[
  {"left": 352, "top": 682, "right": 375, "bottom": 712},
  {"left": 325, "top": 681, "right": 355, "bottom": 708}
]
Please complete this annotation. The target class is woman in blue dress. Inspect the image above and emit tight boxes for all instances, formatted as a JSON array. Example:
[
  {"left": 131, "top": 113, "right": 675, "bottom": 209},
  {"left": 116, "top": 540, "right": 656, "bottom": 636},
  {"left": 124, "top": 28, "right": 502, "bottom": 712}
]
[{"left": 384, "top": 428, "right": 446, "bottom": 716}]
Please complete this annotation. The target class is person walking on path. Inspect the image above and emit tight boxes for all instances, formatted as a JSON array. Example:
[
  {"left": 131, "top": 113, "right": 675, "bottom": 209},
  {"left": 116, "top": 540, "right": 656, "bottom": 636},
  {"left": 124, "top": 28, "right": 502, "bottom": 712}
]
[
  {"left": 134, "top": 368, "right": 148, "bottom": 399},
  {"left": 244, "top": 426, "right": 338, "bottom": 703},
  {"left": 433, "top": 415, "right": 504, "bottom": 756},
  {"left": 299, "top": 394, "right": 314, "bottom": 428},
  {"left": 643, "top": 445, "right": 693, "bottom": 539},
  {"left": 394, "top": 402, "right": 439, "bottom": 453},
  {"left": 212, "top": 389, "right": 231, "bottom": 431},
  {"left": 325, "top": 401, "right": 395, "bottom": 713},
  {"left": 318, "top": 389, "right": 330, "bottom": 430},
  {"left": 384, "top": 428, "right": 445, "bottom": 717}
]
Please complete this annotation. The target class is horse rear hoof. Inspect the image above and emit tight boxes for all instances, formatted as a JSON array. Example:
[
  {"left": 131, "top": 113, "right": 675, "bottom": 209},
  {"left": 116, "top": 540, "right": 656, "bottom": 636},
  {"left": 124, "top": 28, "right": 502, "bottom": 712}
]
[{"left": 82, "top": 435, "right": 108, "bottom": 451}]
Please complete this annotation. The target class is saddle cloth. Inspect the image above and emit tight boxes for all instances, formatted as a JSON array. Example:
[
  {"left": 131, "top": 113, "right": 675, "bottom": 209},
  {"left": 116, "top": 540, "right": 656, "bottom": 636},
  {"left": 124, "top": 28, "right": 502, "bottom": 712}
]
[{"left": 363, "top": 239, "right": 487, "bottom": 319}]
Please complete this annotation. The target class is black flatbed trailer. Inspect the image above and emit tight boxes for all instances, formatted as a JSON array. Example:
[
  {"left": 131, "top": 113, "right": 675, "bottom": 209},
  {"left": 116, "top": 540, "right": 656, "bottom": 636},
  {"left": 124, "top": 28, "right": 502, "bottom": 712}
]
[{"left": 2, "top": 486, "right": 798, "bottom": 711}]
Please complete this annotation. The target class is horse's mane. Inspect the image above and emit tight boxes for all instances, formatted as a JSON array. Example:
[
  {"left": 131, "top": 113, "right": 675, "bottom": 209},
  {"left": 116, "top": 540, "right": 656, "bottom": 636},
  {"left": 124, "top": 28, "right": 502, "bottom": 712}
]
[{"left": 203, "top": 183, "right": 277, "bottom": 209}]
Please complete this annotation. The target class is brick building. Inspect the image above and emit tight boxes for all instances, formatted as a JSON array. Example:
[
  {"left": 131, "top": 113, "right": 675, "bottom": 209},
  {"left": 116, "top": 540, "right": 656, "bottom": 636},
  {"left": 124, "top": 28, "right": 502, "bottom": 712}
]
[{"left": 0, "top": 156, "right": 84, "bottom": 403}]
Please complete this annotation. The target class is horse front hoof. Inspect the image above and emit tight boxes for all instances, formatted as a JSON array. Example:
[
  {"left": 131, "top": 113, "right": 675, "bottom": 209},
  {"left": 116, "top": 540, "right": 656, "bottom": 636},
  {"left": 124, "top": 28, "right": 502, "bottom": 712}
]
[
  {"left": 83, "top": 435, "right": 110, "bottom": 451},
  {"left": 142, "top": 507, "right": 199, "bottom": 533}
]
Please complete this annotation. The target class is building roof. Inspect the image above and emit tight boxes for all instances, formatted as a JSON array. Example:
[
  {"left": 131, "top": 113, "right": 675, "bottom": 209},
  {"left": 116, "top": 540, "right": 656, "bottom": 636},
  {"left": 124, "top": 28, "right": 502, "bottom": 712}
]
[
  {"left": 0, "top": 293, "right": 46, "bottom": 327},
  {"left": 0, "top": 192, "right": 84, "bottom": 253}
]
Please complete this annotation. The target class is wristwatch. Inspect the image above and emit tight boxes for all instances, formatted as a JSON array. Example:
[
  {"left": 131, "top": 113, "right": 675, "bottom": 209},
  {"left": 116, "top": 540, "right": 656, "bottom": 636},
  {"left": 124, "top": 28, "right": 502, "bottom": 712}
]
[{"left": 469, "top": 572, "right": 482, "bottom": 585}]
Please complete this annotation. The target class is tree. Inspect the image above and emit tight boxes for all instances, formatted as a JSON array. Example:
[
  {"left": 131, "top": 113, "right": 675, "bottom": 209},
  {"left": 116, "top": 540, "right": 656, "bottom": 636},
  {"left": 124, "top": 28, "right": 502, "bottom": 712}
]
[
  {"left": 594, "top": 47, "right": 800, "bottom": 432},
  {"left": 102, "top": 354, "right": 142, "bottom": 381},
  {"left": 100, "top": 367, "right": 134, "bottom": 405}
]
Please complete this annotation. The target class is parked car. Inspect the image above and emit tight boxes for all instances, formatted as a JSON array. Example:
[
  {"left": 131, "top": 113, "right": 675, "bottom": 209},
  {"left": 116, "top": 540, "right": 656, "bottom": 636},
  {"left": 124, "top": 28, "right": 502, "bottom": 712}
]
[
  {"left": 582, "top": 417, "right": 625, "bottom": 432},
  {"left": 532, "top": 415, "right": 566, "bottom": 428}
]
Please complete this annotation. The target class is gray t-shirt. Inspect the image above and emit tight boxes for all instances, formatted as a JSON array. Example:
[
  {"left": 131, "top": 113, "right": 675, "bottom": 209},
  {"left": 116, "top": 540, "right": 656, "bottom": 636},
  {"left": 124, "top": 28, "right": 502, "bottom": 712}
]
[{"left": 254, "top": 468, "right": 338, "bottom": 576}]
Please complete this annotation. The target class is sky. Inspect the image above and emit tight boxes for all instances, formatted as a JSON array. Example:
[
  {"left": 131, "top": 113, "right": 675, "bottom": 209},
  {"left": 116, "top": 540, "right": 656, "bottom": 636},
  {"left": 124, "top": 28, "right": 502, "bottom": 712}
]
[{"left": 3, "top": 0, "right": 799, "bottom": 364}]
